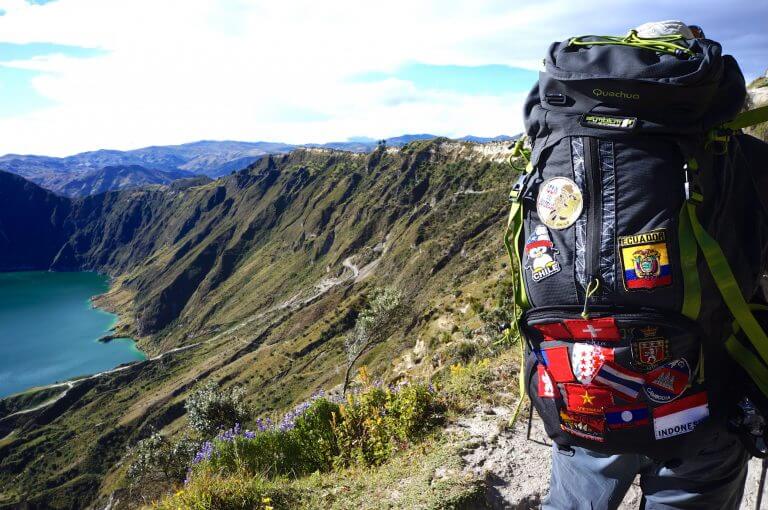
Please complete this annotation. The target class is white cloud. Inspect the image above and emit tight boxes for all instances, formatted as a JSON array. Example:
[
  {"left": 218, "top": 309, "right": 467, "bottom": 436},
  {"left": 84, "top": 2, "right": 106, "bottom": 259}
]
[{"left": 0, "top": 0, "right": 764, "bottom": 156}]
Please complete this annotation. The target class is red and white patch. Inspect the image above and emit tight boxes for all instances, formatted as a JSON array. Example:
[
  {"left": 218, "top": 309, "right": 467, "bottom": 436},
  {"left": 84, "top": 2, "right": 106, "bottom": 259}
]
[
  {"left": 563, "top": 318, "right": 620, "bottom": 341},
  {"left": 571, "top": 344, "right": 614, "bottom": 384},
  {"left": 542, "top": 346, "right": 575, "bottom": 382},
  {"left": 533, "top": 322, "right": 571, "bottom": 340},
  {"left": 537, "top": 365, "right": 555, "bottom": 397}
]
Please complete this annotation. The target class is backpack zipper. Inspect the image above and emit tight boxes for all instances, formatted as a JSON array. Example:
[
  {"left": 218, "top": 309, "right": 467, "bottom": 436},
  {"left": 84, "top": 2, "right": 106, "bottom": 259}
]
[{"left": 583, "top": 136, "right": 602, "bottom": 288}]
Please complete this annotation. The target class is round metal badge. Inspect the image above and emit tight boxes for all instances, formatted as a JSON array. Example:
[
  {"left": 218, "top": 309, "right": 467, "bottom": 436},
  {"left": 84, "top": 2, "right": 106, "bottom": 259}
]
[{"left": 536, "top": 177, "right": 583, "bottom": 230}]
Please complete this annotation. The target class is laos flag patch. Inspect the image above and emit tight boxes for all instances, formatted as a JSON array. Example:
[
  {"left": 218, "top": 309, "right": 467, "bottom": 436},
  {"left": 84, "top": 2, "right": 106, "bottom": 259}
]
[
  {"left": 618, "top": 229, "right": 672, "bottom": 290},
  {"left": 605, "top": 405, "right": 649, "bottom": 430}
]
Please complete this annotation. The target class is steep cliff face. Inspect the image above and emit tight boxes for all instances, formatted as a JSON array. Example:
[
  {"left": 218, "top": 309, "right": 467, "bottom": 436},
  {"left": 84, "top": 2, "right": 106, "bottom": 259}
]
[{"left": 0, "top": 172, "right": 71, "bottom": 271}]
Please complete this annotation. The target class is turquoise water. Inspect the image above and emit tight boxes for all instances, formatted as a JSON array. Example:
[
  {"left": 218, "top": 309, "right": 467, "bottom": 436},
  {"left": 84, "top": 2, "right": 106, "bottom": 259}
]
[{"left": 0, "top": 271, "right": 145, "bottom": 398}]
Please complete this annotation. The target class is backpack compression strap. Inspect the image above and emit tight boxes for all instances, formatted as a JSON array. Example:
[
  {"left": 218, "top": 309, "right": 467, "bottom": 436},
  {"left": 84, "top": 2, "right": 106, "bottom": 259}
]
[
  {"left": 690, "top": 105, "right": 768, "bottom": 398},
  {"left": 687, "top": 203, "right": 768, "bottom": 397}
]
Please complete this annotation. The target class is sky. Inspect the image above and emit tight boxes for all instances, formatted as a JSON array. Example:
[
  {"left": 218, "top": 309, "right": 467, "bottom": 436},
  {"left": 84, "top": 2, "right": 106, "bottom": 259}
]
[{"left": 0, "top": 0, "right": 765, "bottom": 156}]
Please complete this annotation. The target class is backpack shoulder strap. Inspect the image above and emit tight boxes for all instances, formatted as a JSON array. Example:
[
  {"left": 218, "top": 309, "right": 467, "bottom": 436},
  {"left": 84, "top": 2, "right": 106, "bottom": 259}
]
[
  {"left": 687, "top": 203, "right": 768, "bottom": 369},
  {"left": 721, "top": 105, "right": 768, "bottom": 132}
]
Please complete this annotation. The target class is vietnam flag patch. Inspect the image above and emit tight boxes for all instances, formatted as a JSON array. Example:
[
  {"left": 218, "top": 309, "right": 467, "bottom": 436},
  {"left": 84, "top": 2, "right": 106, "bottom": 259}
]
[
  {"left": 619, "top": 229, "right": 672, "bottom": 290},
  {"left": 563, "top": 383, "right": 614, "bottom": 415}
]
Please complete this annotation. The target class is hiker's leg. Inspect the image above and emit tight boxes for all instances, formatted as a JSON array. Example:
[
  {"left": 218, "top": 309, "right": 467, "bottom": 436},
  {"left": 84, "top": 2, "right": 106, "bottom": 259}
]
[
  {"left": 641, "top": 429, "right": 750, "bottom": 510},
  {"left": 543, "top": 444, "right": 645, "bottom": 510}
]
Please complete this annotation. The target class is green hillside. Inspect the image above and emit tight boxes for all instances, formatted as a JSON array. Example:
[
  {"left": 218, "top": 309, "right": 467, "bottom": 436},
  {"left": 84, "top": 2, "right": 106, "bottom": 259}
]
[{"left": 0, "top": 139, "right": 522, "bottom": 509}]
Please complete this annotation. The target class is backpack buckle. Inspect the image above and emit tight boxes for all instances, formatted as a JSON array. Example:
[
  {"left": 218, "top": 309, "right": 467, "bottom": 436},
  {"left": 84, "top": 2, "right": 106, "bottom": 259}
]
[
  {"left": 509, "top": 172, "right": 531, "bottom": 202},
  {"left": 684, "top": 164, "right": 703, "bottom": 204}
]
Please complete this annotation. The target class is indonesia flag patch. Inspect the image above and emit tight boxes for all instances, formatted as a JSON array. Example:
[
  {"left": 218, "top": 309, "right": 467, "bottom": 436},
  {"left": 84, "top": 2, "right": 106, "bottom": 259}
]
[
  {"left": 605, "top": 405, "right": 649, "bottom": 430},
  {"left": 592, "top": 362, "right": 645, "bottom": 400},
  {"left": 563, "top": 318, "right": 620, "bottom": 341},
  {"left": 652, "top": 392, "right": 709, "bottom": 440}
]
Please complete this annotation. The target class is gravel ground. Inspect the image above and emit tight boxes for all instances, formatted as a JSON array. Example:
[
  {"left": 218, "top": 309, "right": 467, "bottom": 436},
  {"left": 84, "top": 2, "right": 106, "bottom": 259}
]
[{"left": 454, "top": 406, "right": 768, "bottom": 509}]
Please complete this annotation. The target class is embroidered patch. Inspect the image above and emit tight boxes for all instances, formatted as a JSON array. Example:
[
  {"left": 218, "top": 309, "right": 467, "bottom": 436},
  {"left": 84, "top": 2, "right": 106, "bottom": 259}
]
[
  {"left": 563, "top": 383, "right": 614, "bottom": 415},
  {"left": 524, "top": 225, "right": 562, "bottom": 282},
  {"left": 605, "top": 405, "right": 649, "bottom": 430},
  {"left": 630, "top": 326, "right": 669, "bottom": 370},
  {"left": 563, "top": 318, "right": 621, "bottom": 341},
  {"left": 618, "top": 229, "right": 672, "bottom": 290},
  {"left": 644, "top": 359, "right": 691, "bottom": 404},
  {"left": 532, "top": 322, "right": 571, "bottom": 340},
  {"left": 536, "top": 177, "right": 583, "bottom": 230},
  {"left": 580, "top": 113, "right": 638, "bottom": 131},
  {"left": 540, "top": 346, "right": 575, "bottom": 382},
  {"left": 652, "top": 392, "right": 709, "bottom": 440},
  {"left": 537, "top": 365, "right": 555, "bottom": 397},
  {"left": 571, "top": 344, "right": 614, "bottom": 384},
  {"left": 592, "top": 362, "right": 645, "bottom": 401},
  {"left": 560, "top": 410, "right": 606, "bottom": 442}
]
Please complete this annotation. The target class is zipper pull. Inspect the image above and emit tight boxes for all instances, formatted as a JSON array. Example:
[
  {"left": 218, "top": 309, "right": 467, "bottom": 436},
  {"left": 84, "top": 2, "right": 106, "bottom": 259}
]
[{"left": 581, "top": 278, "right": 601, "bottom": 318}]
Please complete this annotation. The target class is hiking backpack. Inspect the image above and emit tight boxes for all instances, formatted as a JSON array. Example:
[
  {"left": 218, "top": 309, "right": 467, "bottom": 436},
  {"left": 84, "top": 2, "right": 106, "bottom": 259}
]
[{"left": 506, "top": 29, "right": 768, "bottom": 460}]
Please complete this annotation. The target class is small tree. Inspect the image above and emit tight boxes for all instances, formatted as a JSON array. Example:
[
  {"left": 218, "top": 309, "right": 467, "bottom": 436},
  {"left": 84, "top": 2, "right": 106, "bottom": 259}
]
[
  {"left": 185, "top": 380, "right": 250, "bottom": 437},
  {"left": 343, "top": 288, "right": 404, "bottom": 395}
]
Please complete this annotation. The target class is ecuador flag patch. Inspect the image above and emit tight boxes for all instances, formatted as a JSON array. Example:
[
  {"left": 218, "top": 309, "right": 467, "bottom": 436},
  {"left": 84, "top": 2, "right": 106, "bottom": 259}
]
[{"left": 619, "top": 229, "right": 672, "bottom": 290}]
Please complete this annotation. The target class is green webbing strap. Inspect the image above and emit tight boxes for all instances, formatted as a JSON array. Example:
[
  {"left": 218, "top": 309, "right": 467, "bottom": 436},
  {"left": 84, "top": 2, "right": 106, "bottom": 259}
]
[
  {"left": 677, "top": 205, "right": 701, "bottom": 320},
  {"left": 725, "top": 335, "right": 768, "bottom": 397},
  {"left": 504, "top": 158, "right": 533, "bottom": 426},
  {"left": 688, "top": 203, "right": 768, "bottom": 366},
  {"left": 721, "top": 105, "right": 768, "bottom": 132}
]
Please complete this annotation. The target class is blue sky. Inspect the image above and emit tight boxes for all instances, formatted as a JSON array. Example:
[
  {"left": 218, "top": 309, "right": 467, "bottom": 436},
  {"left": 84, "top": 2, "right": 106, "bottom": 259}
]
[{"left": 0, "top": 0, "right": 765, "bottom": 156}]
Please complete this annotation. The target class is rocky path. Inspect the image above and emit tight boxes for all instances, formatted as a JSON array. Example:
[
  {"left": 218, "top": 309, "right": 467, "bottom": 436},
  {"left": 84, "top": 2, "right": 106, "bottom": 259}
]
[{"left": 453, "top": 406, "right": 768, "bottom": 509}]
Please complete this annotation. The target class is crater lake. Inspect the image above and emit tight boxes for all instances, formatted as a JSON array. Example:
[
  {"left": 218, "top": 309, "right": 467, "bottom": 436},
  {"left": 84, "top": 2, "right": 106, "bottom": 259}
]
[{"left": 0, "top": 271, "right": 145, "bottom": 398}]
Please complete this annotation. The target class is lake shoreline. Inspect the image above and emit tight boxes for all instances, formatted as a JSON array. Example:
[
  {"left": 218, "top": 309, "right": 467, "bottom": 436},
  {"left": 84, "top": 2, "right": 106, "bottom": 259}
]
[{"left": 0, "top": 271, "right": 146, "bottom": 398}]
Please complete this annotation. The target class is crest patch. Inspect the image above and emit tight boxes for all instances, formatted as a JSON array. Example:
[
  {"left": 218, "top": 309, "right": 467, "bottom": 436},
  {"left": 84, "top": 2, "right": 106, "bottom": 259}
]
[
  {"left": 630, "top": 326, "right": 669, "bottom": 370},
  {"left": 536, "top": 176, "right": 583, "bottom": 230},
  {"left": 524, "top": 225, "right": 562, "bottom": 282},
  {"left": 560, "top": 410, "right": 606, "bottom": 442},
  {"left": 644, "top": 358, "right": 691, "bottom": 403},
  {"left": 618, "top": 229, "right": 672, "bottom": 290}
]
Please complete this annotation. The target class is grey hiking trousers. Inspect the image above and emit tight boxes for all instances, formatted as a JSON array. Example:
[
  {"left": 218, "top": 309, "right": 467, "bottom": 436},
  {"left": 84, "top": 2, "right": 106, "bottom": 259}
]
[{"left": 543, "top": 428, "right": 750, "bottom": 509}]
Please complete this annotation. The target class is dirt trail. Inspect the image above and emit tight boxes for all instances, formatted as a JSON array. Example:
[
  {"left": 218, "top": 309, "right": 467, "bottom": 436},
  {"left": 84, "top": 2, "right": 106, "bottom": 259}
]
[
  {"left": 454, "top": 406, "right": 768, "bottom": 509},
  {"left": 2, "top": 251, "right": 378, "bottom": 419}
]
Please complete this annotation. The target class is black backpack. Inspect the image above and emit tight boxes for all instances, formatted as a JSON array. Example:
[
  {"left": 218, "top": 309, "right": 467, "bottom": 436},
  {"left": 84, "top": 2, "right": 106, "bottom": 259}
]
[{"left": 505, "top": 30, "right": 768, "bottom": 460}]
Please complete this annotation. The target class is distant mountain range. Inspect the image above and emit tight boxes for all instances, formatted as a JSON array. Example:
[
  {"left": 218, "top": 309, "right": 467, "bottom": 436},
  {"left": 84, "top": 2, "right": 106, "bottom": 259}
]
[{"left": 0, "top": 134, "right": 515, "bottom": 197}]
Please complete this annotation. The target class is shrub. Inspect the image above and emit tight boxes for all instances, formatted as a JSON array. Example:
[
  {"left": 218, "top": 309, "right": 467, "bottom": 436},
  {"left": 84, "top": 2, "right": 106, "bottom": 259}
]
[
  {"left": 190, "top": 395, "right": 341, "bottom": 480},
  {"left": 185, "top": 381, "right": 250, "bottom": 437},
  {"left": 333, "top": 374, "right": 440, "bottom": 468},
  {"left": 440, "top": 359, "right": 494, "bottom": 412},
  {"left": 153, "top": 471, "right": 299, "bottom": 510},
  {"left": 128, "top": 432, "right": 199, "bottom": 487}
]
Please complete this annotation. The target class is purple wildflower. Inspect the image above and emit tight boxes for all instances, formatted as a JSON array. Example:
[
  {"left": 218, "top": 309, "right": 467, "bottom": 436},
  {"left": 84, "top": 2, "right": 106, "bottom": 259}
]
[{"left": 192, "top": 441, "right": 214, "bottom": 465}]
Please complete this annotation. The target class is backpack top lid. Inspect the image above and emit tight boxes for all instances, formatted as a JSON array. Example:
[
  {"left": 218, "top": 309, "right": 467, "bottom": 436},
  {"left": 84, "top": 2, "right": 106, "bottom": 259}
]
[{"left": 529, "top": 22, "right": 746, "bottom": 135}]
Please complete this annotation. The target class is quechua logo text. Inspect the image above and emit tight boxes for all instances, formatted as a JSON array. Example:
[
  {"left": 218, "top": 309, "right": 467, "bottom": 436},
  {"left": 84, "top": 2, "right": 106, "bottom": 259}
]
[{"left": 592, "top": 88, "right": 640, "bottom": 100}]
